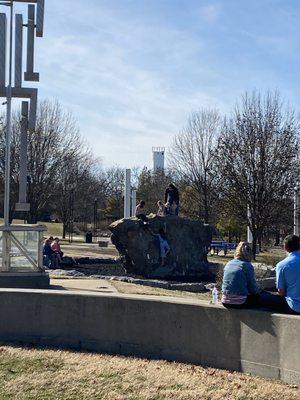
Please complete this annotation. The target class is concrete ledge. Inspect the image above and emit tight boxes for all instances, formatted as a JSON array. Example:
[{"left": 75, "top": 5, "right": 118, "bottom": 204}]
[
  {"left": 0, "top": 272, "right": 49, "bottom": 289},
  {"left": 0, "top": 289, "right": 299, "bottom": 385}
]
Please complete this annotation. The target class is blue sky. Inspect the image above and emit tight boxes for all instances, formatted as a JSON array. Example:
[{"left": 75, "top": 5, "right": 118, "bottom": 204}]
[{"left": 18, "top": 1, "right": 300, "bottom": 166}]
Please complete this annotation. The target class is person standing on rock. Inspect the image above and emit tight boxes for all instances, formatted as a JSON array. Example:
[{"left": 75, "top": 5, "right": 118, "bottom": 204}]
[
  {"left": 164, "top": 183, "right": 179, "bottom": 216},
  {"left": 135, "top": 200, "right": 148, "bottom": 223}
]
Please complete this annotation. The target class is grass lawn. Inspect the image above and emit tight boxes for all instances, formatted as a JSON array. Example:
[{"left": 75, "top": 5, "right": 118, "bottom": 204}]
[{"left": 0, "top": 345, "right": 298, "bottom": 400}]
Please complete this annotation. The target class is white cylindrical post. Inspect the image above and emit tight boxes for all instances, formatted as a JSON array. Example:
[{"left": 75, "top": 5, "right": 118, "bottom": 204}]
[
  {"left": 247, "top": 205, "right": 253, "bottom": 244},
  {"left": 124, "top": 169, "right": 131, "bottom": 218},
  {"left": 131, "top": 188, "right": 137, "bottom": 217},
  {"left": 294, "top": 185, "right": 300, "bottom": 235}
]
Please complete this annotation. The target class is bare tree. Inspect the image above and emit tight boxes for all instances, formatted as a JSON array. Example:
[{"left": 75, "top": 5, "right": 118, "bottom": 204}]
[
  {"left": 216, "top": 91, "right": 299, "bottom": 256},
  {"left": 137, "top": 167, "right": 172, "bottom": 214},
  {"left": 0, "top": 100, "right": 96, "bottom": 224},
  {"left": 103, "top": 166, "right": 125, "bottom": 220},
  {"left": 170, "top": 109, "right": 221, "bottom": 222}
]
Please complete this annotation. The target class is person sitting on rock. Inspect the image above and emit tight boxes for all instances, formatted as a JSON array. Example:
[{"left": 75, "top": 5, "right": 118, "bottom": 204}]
[
  {"left": 51, "top": 237, "right": 64, "bottom": 267},
  {"left": 259, "top": 235, "right": 300, "bottom": 314},
  {"left": 157, "top": 200, "right": 167, "bottom": 217},
  {"left": 157, "top": 228, "right": 170, "bottom": 266},
  {"left": 43, "top": 239, "right": 54, "bottom": 268},
  {"left": 135, "top": 200, "right": 148, "bottom": 223},
  {"left": 221, "top": 242, "right": 260, "bottom": 309}
]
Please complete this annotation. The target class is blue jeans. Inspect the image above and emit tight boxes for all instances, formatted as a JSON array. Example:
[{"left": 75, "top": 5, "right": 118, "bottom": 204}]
[{"left": 259, "top": 291, "right": 299, "bottom": 314}]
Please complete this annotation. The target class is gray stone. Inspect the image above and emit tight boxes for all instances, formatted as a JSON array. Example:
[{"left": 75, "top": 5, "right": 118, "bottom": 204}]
[
  {"left": 169, "top": 282, "right": 207, "bottom": 292},
  {"left": 109, "top": 215, "right": 212, "bottom": 279},
  {"left": 48, "top": 269, "right": 85, "bottom": 278},
  {"left": 258, "top": 277, "right": 276, "bottom": 291}
]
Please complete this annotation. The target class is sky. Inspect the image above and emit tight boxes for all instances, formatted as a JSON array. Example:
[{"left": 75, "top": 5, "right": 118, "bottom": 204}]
[{"left": 8, "top": 0, "right": 300, "bottom": 167}]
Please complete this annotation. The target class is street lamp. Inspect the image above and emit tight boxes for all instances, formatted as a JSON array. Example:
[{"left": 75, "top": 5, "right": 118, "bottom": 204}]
[{"left": 294, "top": 184, "right": 300, "bottom": 235}]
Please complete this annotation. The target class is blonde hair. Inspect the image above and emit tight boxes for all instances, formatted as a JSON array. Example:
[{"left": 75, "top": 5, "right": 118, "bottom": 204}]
[{"left": 234, "top": 241, "right": 252, "bottom": 262}]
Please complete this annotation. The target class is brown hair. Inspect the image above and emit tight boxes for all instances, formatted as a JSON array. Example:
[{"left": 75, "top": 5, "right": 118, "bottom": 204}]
[{"left": 284, "top": 235, "right": 300, "bottom": 253}]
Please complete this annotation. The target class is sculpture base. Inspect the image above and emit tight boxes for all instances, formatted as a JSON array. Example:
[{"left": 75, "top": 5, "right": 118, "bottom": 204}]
[{"left": 0, "top": 272, "right": 50, "bottom": 289}]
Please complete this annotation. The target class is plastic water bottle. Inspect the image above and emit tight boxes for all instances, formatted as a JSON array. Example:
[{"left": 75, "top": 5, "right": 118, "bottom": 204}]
[{"left": 212, "top": 286, "right": 218, "bottom": 304}]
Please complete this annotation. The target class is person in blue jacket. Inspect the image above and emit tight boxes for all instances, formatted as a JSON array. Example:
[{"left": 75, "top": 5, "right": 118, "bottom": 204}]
[{"left": 222, "top": 241, "right": 260, "bottom": 309}]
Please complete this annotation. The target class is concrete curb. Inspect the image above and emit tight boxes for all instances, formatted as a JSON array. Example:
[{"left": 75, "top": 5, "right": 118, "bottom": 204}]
[{"left": 0, "top": 289, "right": 299, "bottom": 385}]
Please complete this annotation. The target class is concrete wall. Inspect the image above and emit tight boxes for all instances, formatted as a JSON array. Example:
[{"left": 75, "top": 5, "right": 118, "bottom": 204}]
[{"left": 0, "top": 289, "right": 299, "bottom": 385}]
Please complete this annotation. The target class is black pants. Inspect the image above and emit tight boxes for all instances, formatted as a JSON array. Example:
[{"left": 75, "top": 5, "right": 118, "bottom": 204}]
[
  {"left": 137, "top": 214, "right": 148, "bottom": 223},
  {"left": 222, "top": 294, "right": 260, "bottom": 309}
]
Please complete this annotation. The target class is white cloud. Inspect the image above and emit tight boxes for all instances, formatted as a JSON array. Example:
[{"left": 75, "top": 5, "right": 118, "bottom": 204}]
[
  {"left": 35, "top": 1, "right": 227, "bottom": 167},
  {"left": 199, "top": 3, "right": 222, "bottom": 23}
]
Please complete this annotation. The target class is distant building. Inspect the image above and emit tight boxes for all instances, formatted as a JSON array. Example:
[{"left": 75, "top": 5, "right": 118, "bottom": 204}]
[{"left": 152, "top": 147, "right": 165, "bottom": 172}]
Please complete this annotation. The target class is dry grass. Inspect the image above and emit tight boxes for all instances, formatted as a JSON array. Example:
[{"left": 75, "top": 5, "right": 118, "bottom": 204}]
[
  {"left": 112, "top": 281, "right": 213, "bottom": 301},
  {"left": 0, "top": 345, "right": 298, "bottom": 400},
  {"left": 61, "top": 246, "right": 118, "bottom": 258},
  {"left": 209, "top": 248, "right": 286, "bottom": 266}
]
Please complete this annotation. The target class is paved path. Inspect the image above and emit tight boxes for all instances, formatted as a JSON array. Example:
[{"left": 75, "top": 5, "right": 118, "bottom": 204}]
[{"left": 51, "top": 278, "right": 118, "bottom": 294}]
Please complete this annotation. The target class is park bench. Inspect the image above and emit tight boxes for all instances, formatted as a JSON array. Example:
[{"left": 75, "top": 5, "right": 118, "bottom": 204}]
[{"left": 209, "top": 240, "right": 237, "bottom": 255}]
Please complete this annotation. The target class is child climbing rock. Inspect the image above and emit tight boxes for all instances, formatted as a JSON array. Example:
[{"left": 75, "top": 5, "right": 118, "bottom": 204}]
[{"left": 157, "top": 228, "right": 170, "bottom": 265}]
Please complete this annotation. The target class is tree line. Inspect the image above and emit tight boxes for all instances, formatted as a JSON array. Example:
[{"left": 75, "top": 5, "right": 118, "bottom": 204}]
[{"left": 0, "top": 91, "right": 298, "bottom": 253}]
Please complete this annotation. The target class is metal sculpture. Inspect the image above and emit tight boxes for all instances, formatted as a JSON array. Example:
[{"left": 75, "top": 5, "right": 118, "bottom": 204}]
[{"left": 0, "top": 0, "right": 45, "bottom": 273}]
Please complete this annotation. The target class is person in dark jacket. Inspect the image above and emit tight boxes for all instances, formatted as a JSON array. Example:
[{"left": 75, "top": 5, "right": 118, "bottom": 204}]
[
  {"left": 164, "top": 183, "right": 179, "bottom": 216},
  {"left": 43, "top": 239, "right": 54, "bottom": 268}
]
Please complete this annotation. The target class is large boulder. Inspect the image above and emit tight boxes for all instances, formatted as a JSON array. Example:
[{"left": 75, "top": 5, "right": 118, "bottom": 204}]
[{"left": 109, "top": 215, "right": 213, "bottom": 279}]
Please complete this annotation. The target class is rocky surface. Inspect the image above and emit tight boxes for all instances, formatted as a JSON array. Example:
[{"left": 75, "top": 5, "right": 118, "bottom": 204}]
[{"left": 109, "top": 215, "right": 213, "bottom": 279}]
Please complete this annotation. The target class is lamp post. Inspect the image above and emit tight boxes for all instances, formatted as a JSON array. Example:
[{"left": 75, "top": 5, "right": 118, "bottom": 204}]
[
  {"left": 294, "top": 184, "right": 300, "bottom": 235},
  {"left": 93, "top": 199, "right": 98, "bottom": 239}
]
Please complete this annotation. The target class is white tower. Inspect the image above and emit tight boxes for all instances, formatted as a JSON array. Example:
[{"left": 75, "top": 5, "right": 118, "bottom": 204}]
[{"left": 152, "top": 147, "right": 165, "bottom": 172}]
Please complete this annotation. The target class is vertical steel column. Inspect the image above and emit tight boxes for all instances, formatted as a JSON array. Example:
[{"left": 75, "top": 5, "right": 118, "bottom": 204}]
[
  {"left": 18, "top": 102, "right": 29, "bottom": 205},
  {"left": 0, "top": 13, "right": 6, "bottom": 87},
  {"left": 36, "top": 0, "right": 44, "bottom": 37},
  {"left": 124, "top": 169, "right": 131, "bottom": 218},
  {"left": 4, "top": 0, "right": 13, "bottom": 227},
  {"left": 2, "top": 2, "right": 14, "bottom": 271},
  {"left": 24, "top": 4, "right": 39, "bottom": 81},
  {"left": 14, "top": 13, "right": 23, "bottom": 87}
]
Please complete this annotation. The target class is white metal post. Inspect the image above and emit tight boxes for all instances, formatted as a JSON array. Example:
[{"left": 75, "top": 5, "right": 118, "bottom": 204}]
[
  {"left": 294, "top": 185, "right": 300, "bottom": 235},
  {"left": 131, "top": 188, "right": 136, "bottom": 217},
  {"left": 247, "top": 205, "right": 253, "bottom": 244},
  {"left": 124, "top": 169, "right": 131, "bottom": 218}
]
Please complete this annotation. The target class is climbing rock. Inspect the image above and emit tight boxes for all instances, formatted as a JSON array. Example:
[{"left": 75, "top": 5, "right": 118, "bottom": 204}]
[{"left": 109, "top": 215, "right": 213, "bottom": 279}]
